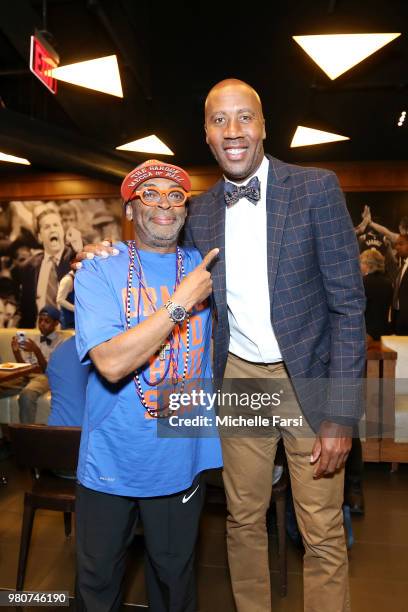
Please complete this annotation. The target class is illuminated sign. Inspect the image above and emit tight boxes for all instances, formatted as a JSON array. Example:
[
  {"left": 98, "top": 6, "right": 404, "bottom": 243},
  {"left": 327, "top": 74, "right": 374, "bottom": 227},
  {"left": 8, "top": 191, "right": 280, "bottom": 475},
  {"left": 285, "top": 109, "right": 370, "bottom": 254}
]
[{"left": 29, "top": 32, "right": 59, "bottom": 94}]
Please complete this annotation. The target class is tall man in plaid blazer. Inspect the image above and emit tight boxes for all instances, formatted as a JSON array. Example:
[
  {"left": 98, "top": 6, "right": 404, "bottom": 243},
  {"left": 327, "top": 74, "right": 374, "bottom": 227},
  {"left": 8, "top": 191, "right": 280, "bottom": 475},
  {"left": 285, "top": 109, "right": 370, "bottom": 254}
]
[{"left": 183, "top": 79, "right": 366, "bottom": 612}]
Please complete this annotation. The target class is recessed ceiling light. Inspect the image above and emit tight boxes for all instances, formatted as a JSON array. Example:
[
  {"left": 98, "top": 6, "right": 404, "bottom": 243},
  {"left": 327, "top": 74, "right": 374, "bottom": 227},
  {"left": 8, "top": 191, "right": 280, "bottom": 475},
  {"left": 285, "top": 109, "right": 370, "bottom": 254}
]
[
  {"left": 46, "top": 55, "right": 123, "bottom": 97},
  {"left": 0, "top": 152, "right": 31, "bottom": 165},
  {"left": 397, "top": 110, "right": 406, "bottom": 127},
  {"left": 116, "top": 135, "right": 174, "bottom": 155},
  {"left": 293, "top": 33, "right": 401, "bottom": 80},
  {"left": 290, "top": 126, "right": 350, "bottom": 148}
]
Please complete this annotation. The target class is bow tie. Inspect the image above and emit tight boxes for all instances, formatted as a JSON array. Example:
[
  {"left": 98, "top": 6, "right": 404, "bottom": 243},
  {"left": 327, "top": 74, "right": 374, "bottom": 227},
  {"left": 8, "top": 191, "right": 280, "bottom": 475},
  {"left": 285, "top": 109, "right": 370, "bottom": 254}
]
[
  {"left": 224, "top": 176, "right": 261, "bottom": 207},
  {"left": 40, "top": 336, "right": 52, "bottom": 346}
]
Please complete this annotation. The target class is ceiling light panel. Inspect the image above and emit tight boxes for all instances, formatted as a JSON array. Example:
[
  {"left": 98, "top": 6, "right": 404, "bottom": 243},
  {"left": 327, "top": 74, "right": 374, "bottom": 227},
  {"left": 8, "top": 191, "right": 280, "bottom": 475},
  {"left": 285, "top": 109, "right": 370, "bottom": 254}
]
[
  {"left": 293, "top": 33, "right": 401, "bottom": 80},
  {"left": 0, "top": 152, "right": 30, "bottom": 165},
  {"left": 290, "top": 126, "right": 350, "bottom": 147},
  {"left": 116, "top": 135, "right": 174, "bottom": 155},
  {"left": 47, "top": 55, "right": 123, "bottom": 97}
]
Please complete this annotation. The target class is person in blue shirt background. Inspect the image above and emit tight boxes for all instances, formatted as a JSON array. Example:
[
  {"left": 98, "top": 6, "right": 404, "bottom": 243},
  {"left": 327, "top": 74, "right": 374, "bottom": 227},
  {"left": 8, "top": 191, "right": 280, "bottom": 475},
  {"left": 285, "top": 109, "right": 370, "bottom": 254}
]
[
  {"left": 47, "top": 335, "right": 89, "bottom": 427},
  {"left": 74, "top": 160, "right": 222, "bottom": 612}
]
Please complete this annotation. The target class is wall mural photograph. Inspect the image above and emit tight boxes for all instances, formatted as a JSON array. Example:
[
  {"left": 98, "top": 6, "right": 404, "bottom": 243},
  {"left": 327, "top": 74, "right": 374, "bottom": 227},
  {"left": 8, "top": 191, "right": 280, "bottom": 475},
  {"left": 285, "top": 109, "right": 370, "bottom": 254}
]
[
  {"left": 0, "top": 198, "right": 122, "bottom": 329},
  {"left": 1, "top": 191, "right": 407, "bottom": 330},
  {"left": 347, "top": 191, "right": 408, "bottom": 253}
]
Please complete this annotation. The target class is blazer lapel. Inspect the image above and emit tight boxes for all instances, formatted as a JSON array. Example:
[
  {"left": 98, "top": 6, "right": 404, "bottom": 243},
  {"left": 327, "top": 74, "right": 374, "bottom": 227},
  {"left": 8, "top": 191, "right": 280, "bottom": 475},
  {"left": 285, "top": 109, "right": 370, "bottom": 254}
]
[
  {"left": 207, "top": 180, "right": 227, "bottom": 306},
  {"left": 265, "top": 156, "right": 291, "bottom": 302}
]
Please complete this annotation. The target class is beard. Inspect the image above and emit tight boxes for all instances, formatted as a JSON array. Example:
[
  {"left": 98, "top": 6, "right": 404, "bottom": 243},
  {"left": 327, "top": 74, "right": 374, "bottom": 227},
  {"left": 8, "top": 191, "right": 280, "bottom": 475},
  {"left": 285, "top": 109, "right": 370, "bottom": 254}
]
[{"left": 139, "top": 215, "right": 185, "bottom": 248}]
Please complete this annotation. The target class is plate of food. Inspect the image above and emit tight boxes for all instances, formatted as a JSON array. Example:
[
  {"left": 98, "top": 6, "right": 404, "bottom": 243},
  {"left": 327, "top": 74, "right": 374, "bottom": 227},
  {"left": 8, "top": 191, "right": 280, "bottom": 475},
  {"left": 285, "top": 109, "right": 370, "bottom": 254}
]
[{"left": 0, "top": 362, "right": 31, "bottom": 370}]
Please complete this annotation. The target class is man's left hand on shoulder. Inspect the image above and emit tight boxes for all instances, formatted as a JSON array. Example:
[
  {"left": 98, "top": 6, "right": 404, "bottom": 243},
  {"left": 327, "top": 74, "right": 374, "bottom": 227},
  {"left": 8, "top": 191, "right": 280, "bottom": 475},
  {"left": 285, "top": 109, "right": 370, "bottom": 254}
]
[
  {"left": 71, "top": 240, "right": 119, "bottom": 270},
  {"left": 311, "top": 420, "right": 352, "bottom": 478}
]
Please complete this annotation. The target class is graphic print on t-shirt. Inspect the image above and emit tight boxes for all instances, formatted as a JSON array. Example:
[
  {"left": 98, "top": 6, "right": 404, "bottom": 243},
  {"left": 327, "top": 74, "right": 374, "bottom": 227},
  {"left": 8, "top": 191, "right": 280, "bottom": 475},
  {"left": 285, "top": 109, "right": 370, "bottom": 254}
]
[{"left": 122, "top": 285, "right": 207, "bottom": 384}]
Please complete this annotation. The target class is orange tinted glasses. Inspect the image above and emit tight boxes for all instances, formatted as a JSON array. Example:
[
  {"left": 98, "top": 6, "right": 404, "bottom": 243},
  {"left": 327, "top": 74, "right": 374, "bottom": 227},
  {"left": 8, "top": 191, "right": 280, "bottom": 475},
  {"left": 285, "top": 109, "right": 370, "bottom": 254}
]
[{"left": 133, "top": 187, "right": 190, "bottom": 207}]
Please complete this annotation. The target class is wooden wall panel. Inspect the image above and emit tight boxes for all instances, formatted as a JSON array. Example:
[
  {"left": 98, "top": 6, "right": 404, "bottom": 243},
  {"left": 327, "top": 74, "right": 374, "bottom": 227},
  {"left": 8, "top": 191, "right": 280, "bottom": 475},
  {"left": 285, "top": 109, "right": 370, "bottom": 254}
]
[
  {"left": 187, "top": 161, "right": 408, "bottom": 193},
  {"left": 0, "top": 173, "right": 118, "bottom": 200},
  {"left": 0, "top": 160, "right": 407, "bottom": 202},
  {"left": 304, "top": 161, "right": 408, "bottom": 192},
  {"left": 189, "top": 161, "right": 408, "bottom": 193}
]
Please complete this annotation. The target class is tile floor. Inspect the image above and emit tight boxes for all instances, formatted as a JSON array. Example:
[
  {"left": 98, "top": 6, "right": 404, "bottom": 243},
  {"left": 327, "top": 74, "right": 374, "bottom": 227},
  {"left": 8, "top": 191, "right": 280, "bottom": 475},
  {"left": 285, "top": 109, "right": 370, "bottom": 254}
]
[{"left": 0, "top": 460, "right": 407, "bottom": 611}]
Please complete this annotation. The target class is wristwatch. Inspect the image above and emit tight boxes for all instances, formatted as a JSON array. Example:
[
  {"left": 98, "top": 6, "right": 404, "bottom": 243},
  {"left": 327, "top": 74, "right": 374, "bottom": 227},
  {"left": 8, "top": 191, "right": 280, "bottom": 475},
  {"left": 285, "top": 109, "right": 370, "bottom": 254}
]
[{"left": 164, "top": 300, "right": 189, "bottom": 324}]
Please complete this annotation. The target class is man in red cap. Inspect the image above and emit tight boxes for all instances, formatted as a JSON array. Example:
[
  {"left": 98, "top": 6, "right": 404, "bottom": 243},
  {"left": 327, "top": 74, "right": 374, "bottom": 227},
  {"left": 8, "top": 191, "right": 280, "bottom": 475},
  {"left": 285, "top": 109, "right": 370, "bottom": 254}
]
[
  {"left": 121, "top": 160, "right": 192, "bottom": 197},
  {"left": 74, "top": 159, "right": 222, "bottom": 612}
]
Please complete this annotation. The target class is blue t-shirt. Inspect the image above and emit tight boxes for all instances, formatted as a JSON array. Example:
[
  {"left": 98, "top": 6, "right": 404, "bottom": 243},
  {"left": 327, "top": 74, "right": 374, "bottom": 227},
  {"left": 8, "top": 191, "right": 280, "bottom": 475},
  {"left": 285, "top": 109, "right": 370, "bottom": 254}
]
[
  {"left": 47, "top": 336, "right": 89, "bottom": 427},
  {"left": 74, "top": 242, "right": 222, "bottom": 497}
]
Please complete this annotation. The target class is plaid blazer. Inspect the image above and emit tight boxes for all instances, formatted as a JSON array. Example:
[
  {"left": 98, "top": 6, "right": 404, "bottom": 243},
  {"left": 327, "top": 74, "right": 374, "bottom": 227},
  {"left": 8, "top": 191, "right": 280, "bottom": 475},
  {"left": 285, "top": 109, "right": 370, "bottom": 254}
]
[{"left": 183, "top": 155, "right": 366, "bottom": 429}]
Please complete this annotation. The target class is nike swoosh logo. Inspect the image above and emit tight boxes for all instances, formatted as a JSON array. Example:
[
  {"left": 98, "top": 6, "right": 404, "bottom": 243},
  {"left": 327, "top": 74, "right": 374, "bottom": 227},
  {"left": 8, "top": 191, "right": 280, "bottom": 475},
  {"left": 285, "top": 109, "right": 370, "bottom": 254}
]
[{"left": 182, "top": 484, "right": 200, "bottom": 504}]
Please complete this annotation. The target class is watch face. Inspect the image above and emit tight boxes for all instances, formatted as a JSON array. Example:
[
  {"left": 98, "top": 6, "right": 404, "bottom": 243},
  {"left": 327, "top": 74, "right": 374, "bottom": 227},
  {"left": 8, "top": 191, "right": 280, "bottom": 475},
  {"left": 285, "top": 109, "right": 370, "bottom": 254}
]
[{"left": 172, "top": 305, "right": 186, "bottom": 322}]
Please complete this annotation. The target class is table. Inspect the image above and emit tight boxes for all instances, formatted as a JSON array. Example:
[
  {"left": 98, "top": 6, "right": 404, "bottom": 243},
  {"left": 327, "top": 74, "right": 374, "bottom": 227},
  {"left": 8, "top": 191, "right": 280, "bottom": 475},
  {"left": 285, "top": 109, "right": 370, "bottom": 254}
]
[
  {"left": 364, "top": 340, "right": 408, "bottom": 464},
  {"left": 364, "top": 341, "right": 397, "bottom": 462},
  {"left": 379, "top": 336, "right": 408, "bottom": 463},
  {"left": 0, "top": 365, "right": 38, "bottom": 384}
]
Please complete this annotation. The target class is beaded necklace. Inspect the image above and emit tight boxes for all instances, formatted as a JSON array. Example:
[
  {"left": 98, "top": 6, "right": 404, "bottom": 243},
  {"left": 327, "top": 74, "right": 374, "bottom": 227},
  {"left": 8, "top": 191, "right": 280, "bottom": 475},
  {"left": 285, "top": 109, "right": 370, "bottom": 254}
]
[{"left": 125, "top": 241, "right": 190, "bottom": 418}]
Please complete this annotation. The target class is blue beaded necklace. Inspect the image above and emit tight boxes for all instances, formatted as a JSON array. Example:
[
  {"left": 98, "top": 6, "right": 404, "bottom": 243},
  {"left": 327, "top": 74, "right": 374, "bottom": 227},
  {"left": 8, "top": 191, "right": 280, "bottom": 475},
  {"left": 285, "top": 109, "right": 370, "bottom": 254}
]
[{"left": 125, "top": 241, "right": 190, "bottom": 418}]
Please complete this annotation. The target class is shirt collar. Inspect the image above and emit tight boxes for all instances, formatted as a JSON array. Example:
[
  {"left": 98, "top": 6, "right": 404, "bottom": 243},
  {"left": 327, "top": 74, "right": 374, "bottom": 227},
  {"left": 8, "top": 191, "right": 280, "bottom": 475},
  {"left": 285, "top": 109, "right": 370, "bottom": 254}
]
[
  {"left": 46, "top": 249, "right": 64, "bottom": 265},
  {"left": 42, "top": 331, "right": 57, "bottom": 343},
  {"left": 223, "top": 156, "right": 269, "bottom": 187}
]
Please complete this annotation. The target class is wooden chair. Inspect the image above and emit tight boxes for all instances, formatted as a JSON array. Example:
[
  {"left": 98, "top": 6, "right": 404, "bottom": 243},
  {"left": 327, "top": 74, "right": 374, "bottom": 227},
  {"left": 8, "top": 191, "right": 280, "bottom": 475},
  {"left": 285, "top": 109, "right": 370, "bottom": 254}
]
[{"left": 8, "top": 424, "right": 81, "bottom": 591}]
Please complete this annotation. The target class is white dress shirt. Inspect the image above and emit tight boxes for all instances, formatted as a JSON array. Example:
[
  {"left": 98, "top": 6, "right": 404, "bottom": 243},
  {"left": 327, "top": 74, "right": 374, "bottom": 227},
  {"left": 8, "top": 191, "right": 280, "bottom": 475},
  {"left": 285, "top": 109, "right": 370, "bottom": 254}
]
[
  {"left": 36, "top": 249, "right": 64, "bottom": 312},
  {"left": 22, "top": 331, "right": 63, "bottom": 366},
  {"left": 225, "top": 156, "right": 282, "bottom": 363}
]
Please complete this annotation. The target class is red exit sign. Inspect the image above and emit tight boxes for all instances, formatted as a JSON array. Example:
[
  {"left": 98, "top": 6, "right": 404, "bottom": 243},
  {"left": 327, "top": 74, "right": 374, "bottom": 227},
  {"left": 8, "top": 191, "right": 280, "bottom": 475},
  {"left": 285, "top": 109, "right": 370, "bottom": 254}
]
[{"left": 29, "top": 32, "right": 59, "bottom": 94}]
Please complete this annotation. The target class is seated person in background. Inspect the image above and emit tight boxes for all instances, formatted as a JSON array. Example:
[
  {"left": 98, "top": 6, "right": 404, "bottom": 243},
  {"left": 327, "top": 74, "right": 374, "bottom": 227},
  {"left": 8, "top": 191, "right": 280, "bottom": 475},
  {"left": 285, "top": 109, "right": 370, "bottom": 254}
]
[
  {"left": 47, "top": 335, "right": 89, "bottom": 426},
  {"left": 360, "top": 248, "right": 393, "bottom": 341},
  {"left": 0, "top": 305, "right": 64, "bottom": 423}
]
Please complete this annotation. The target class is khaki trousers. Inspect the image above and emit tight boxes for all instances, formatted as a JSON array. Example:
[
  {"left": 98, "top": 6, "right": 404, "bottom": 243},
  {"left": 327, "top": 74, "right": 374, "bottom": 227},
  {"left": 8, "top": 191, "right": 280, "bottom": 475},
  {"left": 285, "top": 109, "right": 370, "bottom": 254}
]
[{"left": 221, "top": 353, "right": 350, "bottom": 612}]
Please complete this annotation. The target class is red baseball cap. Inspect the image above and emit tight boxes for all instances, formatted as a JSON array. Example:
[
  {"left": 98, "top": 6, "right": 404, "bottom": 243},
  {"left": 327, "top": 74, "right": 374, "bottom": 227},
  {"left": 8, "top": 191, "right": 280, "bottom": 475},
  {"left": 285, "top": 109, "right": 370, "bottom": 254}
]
[{"left": 121, "top": 159, "right": 191, "bottom": 202}]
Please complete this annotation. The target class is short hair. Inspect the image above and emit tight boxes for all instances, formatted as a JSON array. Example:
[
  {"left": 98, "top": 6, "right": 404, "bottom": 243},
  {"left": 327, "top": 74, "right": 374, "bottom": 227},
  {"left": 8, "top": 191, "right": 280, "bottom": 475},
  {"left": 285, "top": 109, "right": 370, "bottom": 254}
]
[
  {"left": 59, "top": 203, "right": 78, "bottom": 219},
  {"left": 360, "top": 248, "right": 385, "bottom": 273},
  {"left": 35, "top": 208, "right": 61, "bottom": 235}
]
